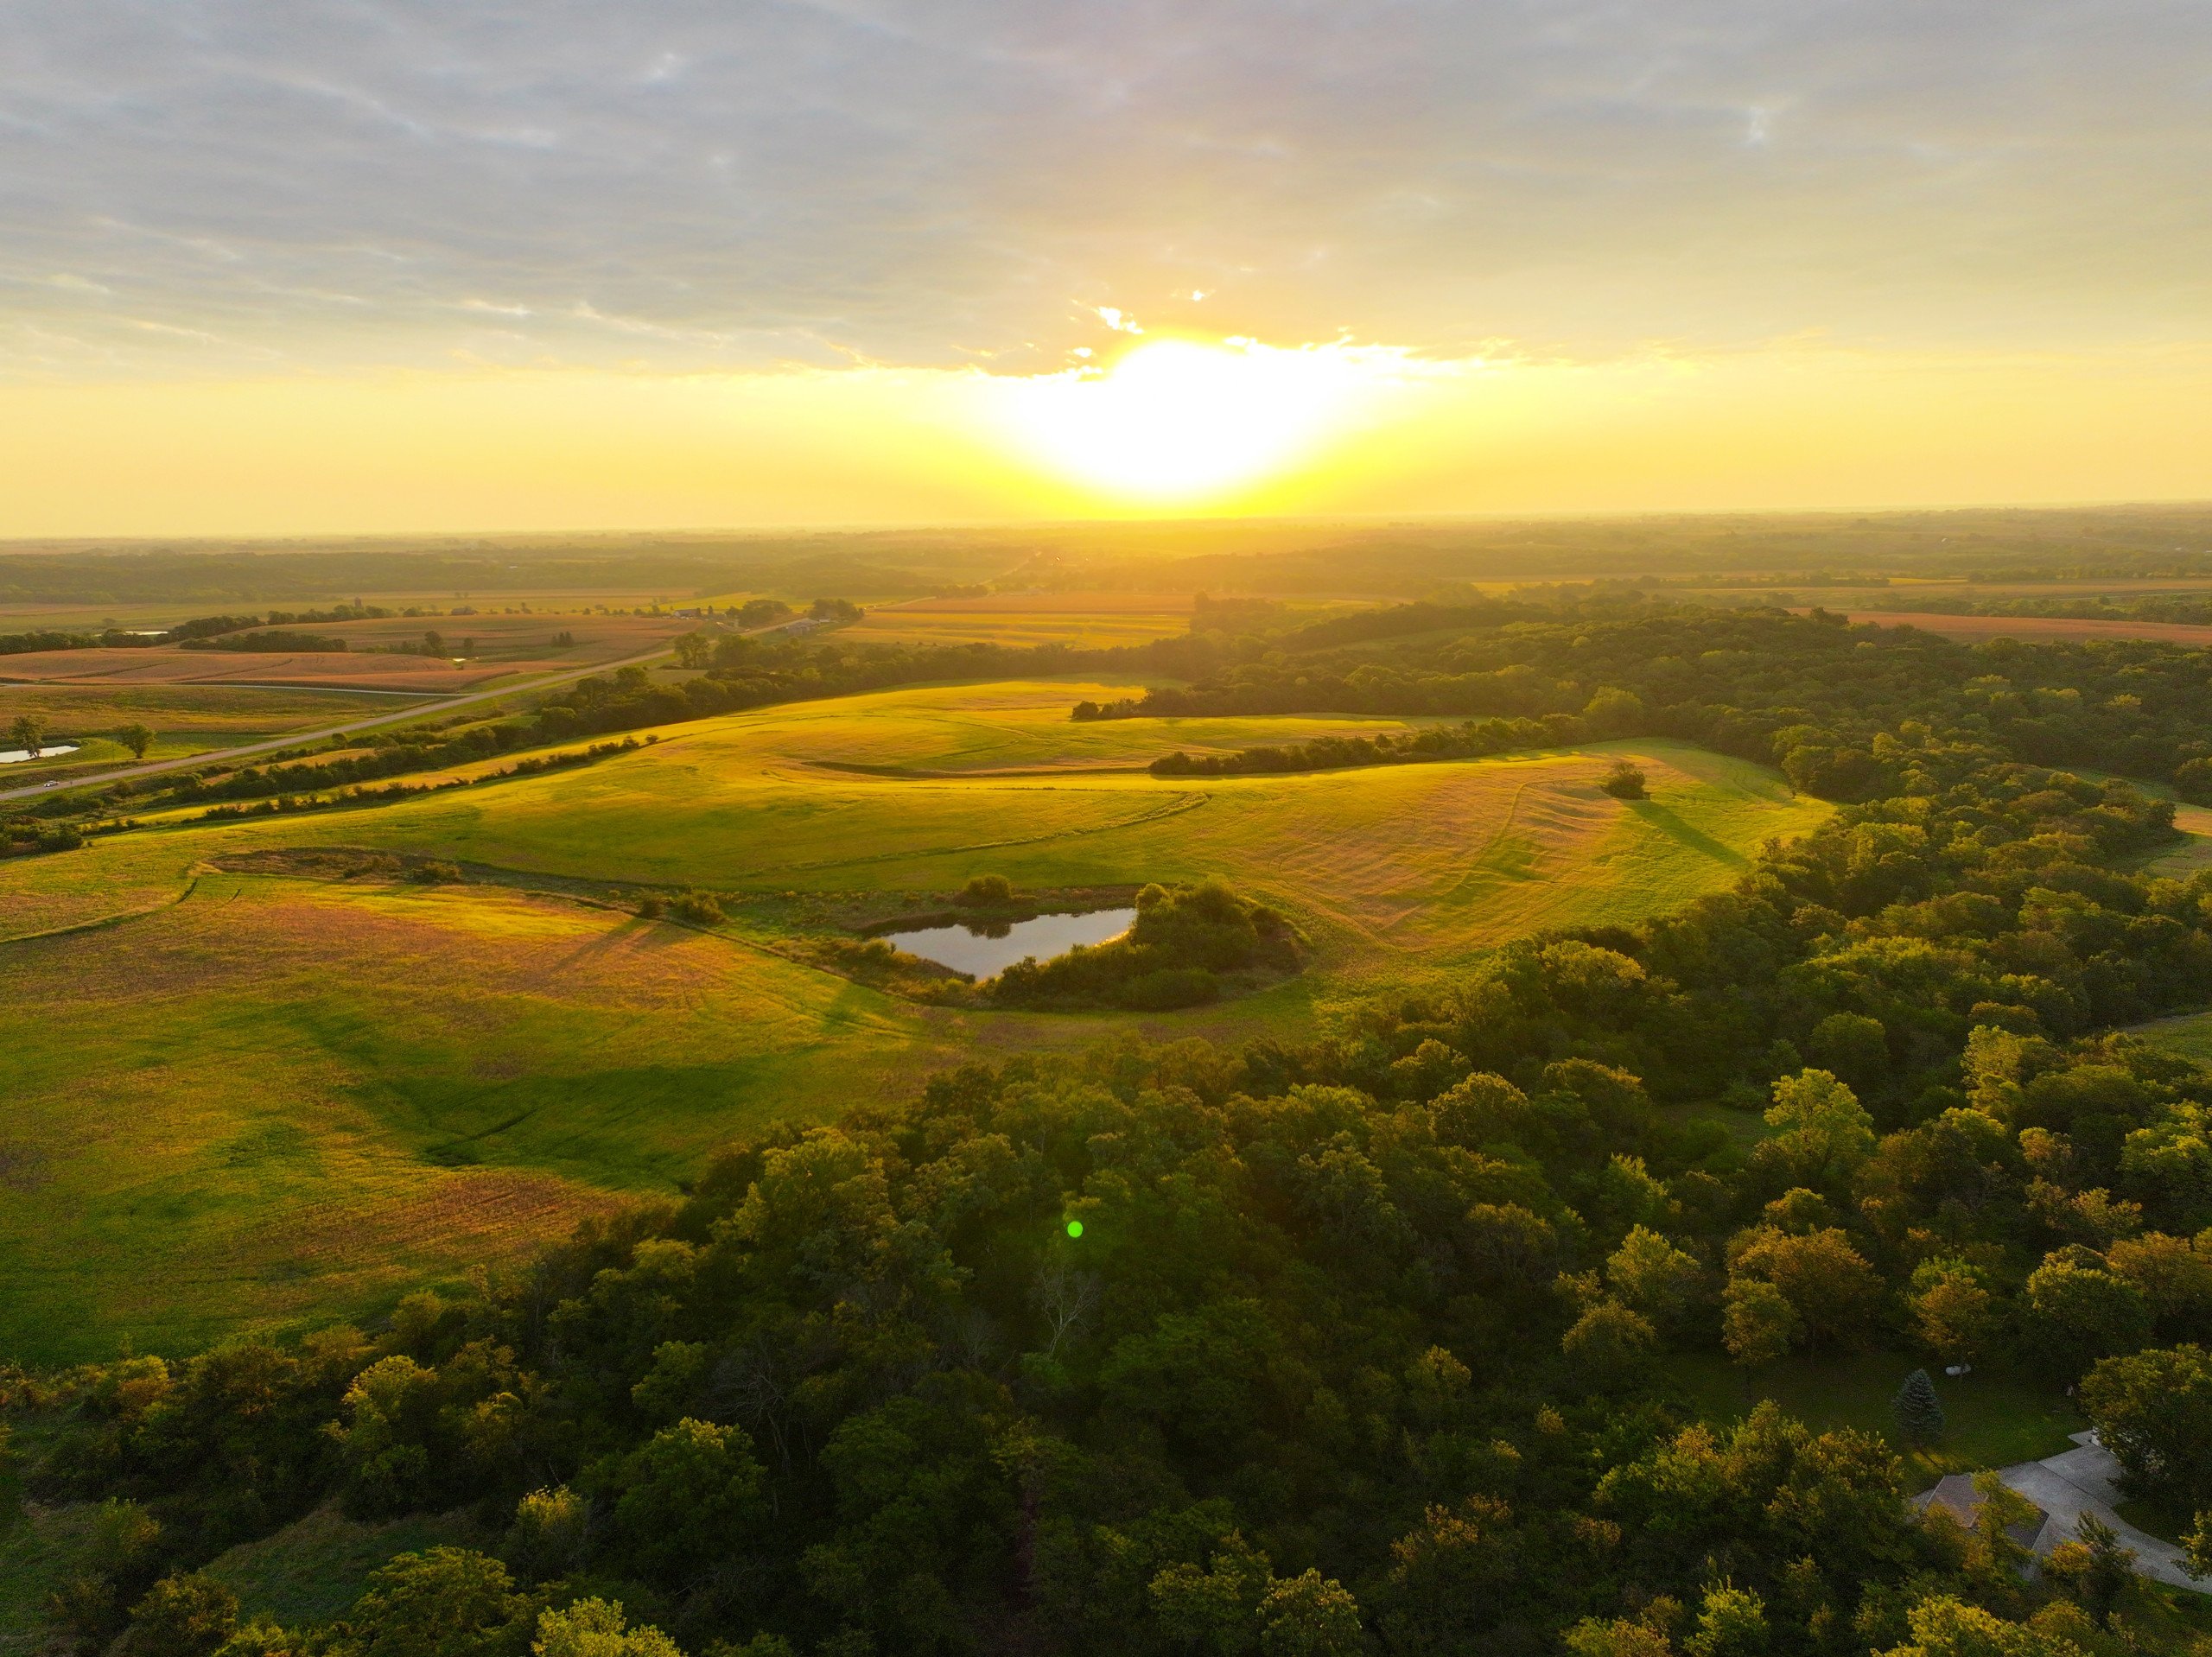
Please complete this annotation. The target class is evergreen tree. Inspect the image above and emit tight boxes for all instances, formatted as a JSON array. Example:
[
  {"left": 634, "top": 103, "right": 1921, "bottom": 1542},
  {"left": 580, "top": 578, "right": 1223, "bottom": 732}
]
[{"left": 1894, "top": 1368, "right": 1947, "bottom": 1445}]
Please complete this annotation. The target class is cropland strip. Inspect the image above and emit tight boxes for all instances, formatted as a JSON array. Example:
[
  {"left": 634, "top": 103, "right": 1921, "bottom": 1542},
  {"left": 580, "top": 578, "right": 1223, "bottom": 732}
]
[
  {"left": 0, "top": 637, "right": 682, "bottom": 804},
  {"left": 1837, "top": 610, "right": 2212, "bottom": 646}
]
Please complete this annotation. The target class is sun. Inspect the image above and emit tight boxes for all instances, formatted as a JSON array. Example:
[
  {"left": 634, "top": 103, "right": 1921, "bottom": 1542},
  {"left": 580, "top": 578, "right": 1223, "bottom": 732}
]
[{"left": 1000, "top": 338, "right": 1376, "bottom": 503}]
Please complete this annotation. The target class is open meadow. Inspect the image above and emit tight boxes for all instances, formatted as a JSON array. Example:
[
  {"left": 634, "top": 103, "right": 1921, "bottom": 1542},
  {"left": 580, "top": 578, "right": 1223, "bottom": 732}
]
[{"left": 0, "top": 674, "right": 1827, "bottom": 1360}]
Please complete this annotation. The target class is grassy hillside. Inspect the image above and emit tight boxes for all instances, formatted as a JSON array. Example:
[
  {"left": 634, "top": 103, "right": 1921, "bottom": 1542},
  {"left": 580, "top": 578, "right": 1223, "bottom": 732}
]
[{"left": 0, "top": 678, "right": 1827, "bottom": 1362}]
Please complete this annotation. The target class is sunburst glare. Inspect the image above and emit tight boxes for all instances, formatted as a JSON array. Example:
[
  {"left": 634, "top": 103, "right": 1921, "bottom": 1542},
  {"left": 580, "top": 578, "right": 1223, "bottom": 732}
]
[{"left": 995, "top": 338, "right": 1411, "bottom": 504}]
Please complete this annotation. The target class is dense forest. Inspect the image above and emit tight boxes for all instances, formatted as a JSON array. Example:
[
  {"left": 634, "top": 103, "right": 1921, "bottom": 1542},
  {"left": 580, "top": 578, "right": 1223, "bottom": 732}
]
[{"left": 21, "top": 595, "right": 2212, "bottom": 1656}]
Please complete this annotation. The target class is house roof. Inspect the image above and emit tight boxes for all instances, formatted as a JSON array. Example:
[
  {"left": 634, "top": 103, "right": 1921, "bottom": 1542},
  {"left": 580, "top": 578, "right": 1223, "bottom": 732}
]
[{"left": 1915, "top": 1474, "right": 2050, "bottom": 1551}]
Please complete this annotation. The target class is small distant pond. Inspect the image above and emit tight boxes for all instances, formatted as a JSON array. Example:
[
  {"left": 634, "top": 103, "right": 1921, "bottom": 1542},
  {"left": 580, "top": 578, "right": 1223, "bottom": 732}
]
[
  {"left": 881, "top": 907, "right": 1136, "bottom": 978},
  {"left": 0, "top": 744, "right": 79, "bottom": 765}
]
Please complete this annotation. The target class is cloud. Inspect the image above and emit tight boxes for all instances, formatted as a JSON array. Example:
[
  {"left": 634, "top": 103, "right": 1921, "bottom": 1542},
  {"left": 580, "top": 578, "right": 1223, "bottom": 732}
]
[{"left": 2, "top": 1, "right": 2208, "bottom": 378}]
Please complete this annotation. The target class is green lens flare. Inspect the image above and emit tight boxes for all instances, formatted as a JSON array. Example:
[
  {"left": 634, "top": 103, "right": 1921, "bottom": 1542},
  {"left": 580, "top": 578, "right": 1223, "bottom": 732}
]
[{"left": 1065, "top": 1220, "right": 1084, "bottom": 1238}]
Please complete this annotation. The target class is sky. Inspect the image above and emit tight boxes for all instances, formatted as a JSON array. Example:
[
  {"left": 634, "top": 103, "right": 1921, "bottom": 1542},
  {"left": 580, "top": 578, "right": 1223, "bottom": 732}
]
[{"left": 3, "top": 1, "right": 2210, "bottom": 533}]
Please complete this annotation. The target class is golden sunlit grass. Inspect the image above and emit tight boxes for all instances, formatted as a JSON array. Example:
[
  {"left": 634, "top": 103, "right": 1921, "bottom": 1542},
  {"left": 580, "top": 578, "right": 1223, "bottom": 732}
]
[{"left": 0, "top": 675, "right": 1827, "bottom": 1360}]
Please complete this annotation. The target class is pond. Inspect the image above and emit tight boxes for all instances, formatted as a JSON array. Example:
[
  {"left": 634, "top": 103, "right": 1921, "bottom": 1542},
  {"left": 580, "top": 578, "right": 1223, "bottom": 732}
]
[
  {"left": 881, "top": 906, "right": 1136, "bottom": 978},
  {"left": 0, "top": 744, "right": 79, "bottom": 765}
]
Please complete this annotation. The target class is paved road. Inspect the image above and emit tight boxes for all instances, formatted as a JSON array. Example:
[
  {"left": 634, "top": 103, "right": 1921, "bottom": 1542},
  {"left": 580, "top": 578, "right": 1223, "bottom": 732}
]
[
  {"left": 1996, "top": 1432, "right": 2205, "bottom": 1593},
  {"left": 0, "top": 641, "right": 680, "bottom": 806}
]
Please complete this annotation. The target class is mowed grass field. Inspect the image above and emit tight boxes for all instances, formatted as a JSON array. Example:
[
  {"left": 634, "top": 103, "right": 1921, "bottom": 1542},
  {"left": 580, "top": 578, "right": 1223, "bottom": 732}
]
[{"left": 0, "top": 677, "right": 1828, "bottom": 1362}]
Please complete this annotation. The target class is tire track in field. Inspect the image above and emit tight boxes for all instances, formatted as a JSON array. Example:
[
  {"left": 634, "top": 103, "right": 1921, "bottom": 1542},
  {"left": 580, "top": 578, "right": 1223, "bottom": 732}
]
[
  {"left": 745, "top": 788, "right": 1214, "bottom": 876},
  {"left": 0, "top": 873, "right": 206, "bottom": 949}
]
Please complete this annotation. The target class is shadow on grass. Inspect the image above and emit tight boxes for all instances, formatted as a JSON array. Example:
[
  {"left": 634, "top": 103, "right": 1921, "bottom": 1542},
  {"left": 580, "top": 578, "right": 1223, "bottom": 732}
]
[{"left": 1625, "top": 797, "right": 1751, "bottom": 867}]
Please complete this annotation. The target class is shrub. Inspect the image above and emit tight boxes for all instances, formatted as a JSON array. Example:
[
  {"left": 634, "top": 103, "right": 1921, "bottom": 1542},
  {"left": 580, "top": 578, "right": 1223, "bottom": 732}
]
[
  {"left": 1598, "top": 759, "right": 1647, "bottom": 800},
  {"left": 128, "top": 1574, "right": 237, "bottom": 1657},
  {"left": 407, "top": 860, "right": 462, "bottom": 885},
  {"left": 992, "top": 879, "right": 1295, "bottom": 1009},
  {"left": 634, "top": 895, "right": 666, "bottom": 919},
  {"left": 956, "top": 873, "right": 1014, "bottom": 907},
  {"left": 670, "top": 891, "right": 725, "bottom": 925}
]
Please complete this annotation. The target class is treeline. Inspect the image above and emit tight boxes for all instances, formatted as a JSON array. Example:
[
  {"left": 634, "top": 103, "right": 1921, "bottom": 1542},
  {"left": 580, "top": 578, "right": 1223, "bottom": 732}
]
[
  {"left": 159, "top": 723, "right": 534, "bottom": 806},
  {"left": 191, "top": 739, "right": 644, "bottom": 822},
  {"left": 529, "top": 631, "right": 1230, "bottom": 744},
  {"left": 0, "top": 606, "right": 403, "bottom": 657},
  {"left": 1863, "top": 592, "right": 2212, "bottom": 627},
  {"left": 1147, "top": 714, "right": 1583, "bottom": 778},
  {"left": 179, "top": 629, "right": 349, "bottom": 653},
  {"left": 1079, "top": 599, "right": 2212, "bottom": 801}
]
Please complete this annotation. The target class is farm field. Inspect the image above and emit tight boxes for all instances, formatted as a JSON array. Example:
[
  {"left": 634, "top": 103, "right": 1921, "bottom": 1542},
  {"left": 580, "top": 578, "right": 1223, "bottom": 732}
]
[
  {"left": 0, "top": 681, "right": 429, "bottom": 783},
  {"left": 0, "top": 676, "right": 1827, "bottom": 1361},
  {"left": 844, "top": 591, "right": 1368, "bottom": 649},
  {"left": 847, "top": 591, "right": 1213, "bottom": 647},
  {"left": 0, "top": 678, "right": 1831, "bottom": 968},
  {"left": 1838, "top": 609, "right": 2212, "bottom": 647}
]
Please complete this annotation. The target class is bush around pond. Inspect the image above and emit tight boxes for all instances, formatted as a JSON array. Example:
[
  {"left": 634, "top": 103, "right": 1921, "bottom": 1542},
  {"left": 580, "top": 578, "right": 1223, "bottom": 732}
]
[{"left": 991, "top": 878, "right": 1300, "bottom": 1010}]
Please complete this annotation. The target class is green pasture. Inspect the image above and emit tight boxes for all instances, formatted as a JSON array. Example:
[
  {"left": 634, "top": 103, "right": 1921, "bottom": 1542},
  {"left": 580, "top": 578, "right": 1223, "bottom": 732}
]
[{"left": 0, "top": 677, "right": 1827, "bottom": 1362}]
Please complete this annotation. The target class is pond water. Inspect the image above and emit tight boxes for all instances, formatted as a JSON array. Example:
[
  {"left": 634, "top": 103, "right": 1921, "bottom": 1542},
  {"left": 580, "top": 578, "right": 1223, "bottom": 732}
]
[
  {"left": 881, "top": 906, "right": 1136, "bottom": 978},
  {"left": 0, "top": 744, "right": 79, "bottom": 765}
]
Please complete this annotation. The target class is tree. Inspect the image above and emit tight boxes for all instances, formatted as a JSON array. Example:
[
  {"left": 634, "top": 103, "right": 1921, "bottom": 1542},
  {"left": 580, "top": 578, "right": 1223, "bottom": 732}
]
[
  {"left": 1808, "top": 1013, "right": 1889, "bottom": 1091},
  {"left": 1758, "top": 1070, "right": 1876, "bottom": 1188},
  {"left": 1258, "top": 1570, "right": 1364, "bottom": 1657},
  {"left": 9, "top": 713, "right": 45, "bottom": 756},
  {"left": 1684, "top": 1584, "right": 1767, "bottom": 1657},
  {"left": 1562, "top": 1302, "right": 1658, "bottom": 1389},
  {"left": 1909, "top": 1258, "right": 1999, "bottom": 1368},
  {"left": 1725, "top": 1225, "right": 1881, "bottom": 1351},
  {"left": 671, "top": 632, "right": 713, "bottom": 670},
  {"left": 531, "top": 1600, "right": 683, "bottom": 1657},
  {"left": 1599, "top": 759, "right": 1647, "bottom": 800},
  {"left": 504, "top": 1486, "right": 587, "bottom": 1582},
  {"left": 346, "top": 1549, "right": 527, "bottom": 1657},
  {"left": 1566, "top": 1617, "right": 1676, "bottom": 1657},
  {"left": 1891, "top": 1369, "right": 1946, "bottom": 1446},
  {"left": 605, "top": 1418, "right": 766, "bottom": 1588},
  {"left": 1875, "top": 1596, "right": 2093, "bottom": 1657},
  {"left": 1605, "top": 1226, "right": 1703, "bottom": 1333},
  {"left": 1723, "top": 1277, "right": 1799, "bottom": 1365},
  {"left": 1148, "top": 1531, "right": 1273, "bottom": 1654},
  {"left": 2105, "top": 1231, "right": 2212, "bottom": 1337},
  {"left": 2042, "top": 1514, "right": 2133, "bottom": 1624},
  {"left": 2022, "top": 1256, "right": 2152, "bottom": 1381},
  {"left": 128, "top": 1574, "right": 238, "bottom": 1657},
  {"left": 2079, "top": 1343, "right": 2212, "bottom": 1510},
  {"left": 116, "top": 722, "right": 156, "bottom": 759},
  {"left": 2183, "top": 1509, "right": 2212, "bottom": 1580}
]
